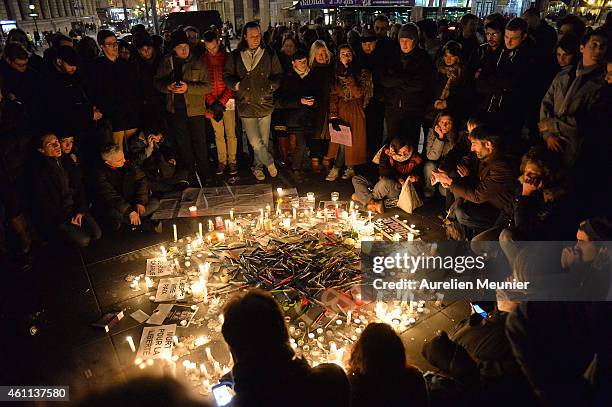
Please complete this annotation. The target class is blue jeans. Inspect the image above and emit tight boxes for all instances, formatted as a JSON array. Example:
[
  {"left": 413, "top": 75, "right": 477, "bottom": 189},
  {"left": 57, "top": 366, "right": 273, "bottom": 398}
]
[
  {"left": 423, "top": 161, "right": 447, "bottom": 197},
  {"left": 454, "top": 200, "right": 499, "bottom": 232},
  {"left": 241, "top": 115, "right": 273, "bottom": 170},
  {"left": 57, "top": 213, "right": 102, "bottom": 248},
  {"left": 352, "top": 175, "right": 401, "bottom": 205}
]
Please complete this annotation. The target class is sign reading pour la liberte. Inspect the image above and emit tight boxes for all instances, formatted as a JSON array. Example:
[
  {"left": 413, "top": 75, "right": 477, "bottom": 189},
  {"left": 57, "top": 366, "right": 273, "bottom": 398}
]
[{"left": 136, "top": 324, "right": 176, "bottom": 360}]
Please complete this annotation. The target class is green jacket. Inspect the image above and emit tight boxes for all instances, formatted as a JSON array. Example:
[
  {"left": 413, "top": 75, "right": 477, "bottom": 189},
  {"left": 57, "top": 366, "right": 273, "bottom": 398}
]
[{"left": 154, "top": 53, "right": 212, "bottom": 117}]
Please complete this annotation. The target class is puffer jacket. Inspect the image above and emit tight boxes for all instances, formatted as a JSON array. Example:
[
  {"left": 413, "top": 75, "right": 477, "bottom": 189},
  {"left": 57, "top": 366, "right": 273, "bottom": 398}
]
[
  {"left": 154, "top": 53, "right": 213, "bottom": 117},
  {"left": 202, "top": 50, "right": 234, "bottom": 107},
  {"left": 222, "top": 46, "right": 283, "bottom": 118},
  {"left": 94, "top": 162, "right": 149, "bottom": 216}
]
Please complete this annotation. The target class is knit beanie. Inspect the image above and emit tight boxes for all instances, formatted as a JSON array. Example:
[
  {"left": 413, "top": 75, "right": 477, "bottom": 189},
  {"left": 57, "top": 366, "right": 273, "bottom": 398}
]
[{"left": 398, "top": 23, "right": 419, "bottom": 41}]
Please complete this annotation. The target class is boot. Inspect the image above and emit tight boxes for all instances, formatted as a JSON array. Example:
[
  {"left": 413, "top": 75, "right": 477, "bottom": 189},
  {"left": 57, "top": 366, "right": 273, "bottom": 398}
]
[
  {"left": 8, "top": 214, "right": 32, "bottom": 255},
  {"left": 277, "top": 137, "right": 290, "bottom": 168}
]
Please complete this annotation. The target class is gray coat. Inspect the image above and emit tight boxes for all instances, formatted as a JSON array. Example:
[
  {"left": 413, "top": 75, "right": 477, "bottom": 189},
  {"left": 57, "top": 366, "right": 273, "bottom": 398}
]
[
  {"left": 222, "top": 46, "right": 283, "bottom": 118},
  {"left": 540, "top": 63, "right": 605, "bottom": 166}
]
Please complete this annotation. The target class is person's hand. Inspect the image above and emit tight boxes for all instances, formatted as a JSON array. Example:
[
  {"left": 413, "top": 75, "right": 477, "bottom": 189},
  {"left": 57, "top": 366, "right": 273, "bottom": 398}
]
[
  {"left": 407, "top": 175, "right": 418, "bottom": 183},
  {"left": 147, "top": 134, "right": 158, "bottom": 148},
  {"left": 521, "top": 177, "right": 543, "bottom": 196},
  {"left": 173, "top": 81, "right": 188, "bottom": 94},
  {"left": 136, "top": 204, "right": 146, "bottom": 216},
  {"left": 398, "top": 178, "right": 405, "bottom": 185},
  {"left": 430, "top": 173, "right": 439, "bottom": 186},
  {"left": 71, "top": 213, "right": 84, "bottom": 227},
  {"left": 205, "top": 110, "right": 214, "bottom": 120},
  {"left": 538, "top": 118, "right": 552, "bottom": 133},
  {"left": 475, "top": 69, "right": 481, "bottom": 79},
  {"left": 168, "top": 159, "right": 176, "bottom": 166},
  {"left": 70, "top": 153, "right": 77, "bottom": 163},
  {"left": 329, "top": 117, "right": 342, "bottom": 131},
  {"left": 93, "top": 107, "right": 103, "bottom": 121},
  {"left": 434, "top": 99, "right": 447, "bottom": 110},
  {"left": 434, "top": 125, "right": 445, "bottom": 139},
  {"left": 301, "top": 97, "right": 315, "bottom": 106},
  {"left": 457, "top": 164, "right": 469, "bottom": 178},
  {"left": 433, "top": 169, "right": 452, "bottom": 187},
  {"left": 129, "top": 211, "right": 141, "bottom": 225},
  {"left": 561, "top": 246, "right": 580, "bottom": 269},
  {"left": 544, "top": 135, "right": 562, "bottom": 152}
]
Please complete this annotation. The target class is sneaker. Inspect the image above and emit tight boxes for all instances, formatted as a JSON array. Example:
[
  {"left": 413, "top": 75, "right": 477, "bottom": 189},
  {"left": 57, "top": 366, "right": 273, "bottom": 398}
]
[
  {"left": 267, "top": 163, "right": 278, "bottom": 177},
  {"left": 342, "top": 167, "right": 355, "bottom": 180},
  {"left": 228, "top": 163, "right": 238, "bottom": 175},
  {"left": 253, "top": 168, "right": 265, "bottom": 181},
  {"left": 216, "top": 163, "right": 226, "bottom": 175},
  {"left": 325, "top": 167, "right": 339, "bottom": 181}
]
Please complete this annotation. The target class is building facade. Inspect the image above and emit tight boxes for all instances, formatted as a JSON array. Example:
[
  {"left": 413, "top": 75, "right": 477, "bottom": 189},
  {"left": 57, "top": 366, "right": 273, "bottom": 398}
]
[{"left": 1, "top": 0, "right": 100, "bottom": 35}]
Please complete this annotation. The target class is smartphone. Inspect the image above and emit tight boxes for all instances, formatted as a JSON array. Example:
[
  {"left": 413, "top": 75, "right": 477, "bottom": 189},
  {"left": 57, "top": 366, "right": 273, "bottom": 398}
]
[
  {"left": 472, "top": 304, "right": 488, "bottom": 318},
  {"left": 212, "top": 383, "right": 235, "bottom": 406}
]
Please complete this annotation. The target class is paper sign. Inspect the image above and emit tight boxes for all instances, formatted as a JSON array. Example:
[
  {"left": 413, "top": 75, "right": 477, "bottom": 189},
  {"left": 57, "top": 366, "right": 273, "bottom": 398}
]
[
  {"left": 329, "top": 124, "right": 352, "bottom": 147},
  {"left": 146, "top": 258, "right": 175, "bottom": 277},
  {"left": 147, "top": 304, "right": 197, "bottom": 326},
  {"left": 373, "top": 217, "right": 413, "bottom": 240},
  {"left": 154, "top": 277, "right": 188, "bottom": 302},
  {"left": 136, "top": 324, "right": 176, "bottom": 360},
  {"left": 130, "top": 309, "right": 150, "bottom": 323}
]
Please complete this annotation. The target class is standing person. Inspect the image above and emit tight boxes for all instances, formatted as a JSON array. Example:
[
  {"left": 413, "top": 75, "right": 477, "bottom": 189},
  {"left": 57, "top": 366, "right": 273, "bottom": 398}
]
[
  {"left": 89, "top": 30, "right": 141, "bottom": 150},
  {"left": 154, "top": 30, "right": 213, "bottom": 185},
  {"left": 223, "top": 21, "right": 283, "bottom": 182},
  {"left": 457, "top": 13, "right": 481, "bottom": 70},
  {"left": 381, "top": 23, "right": 433, "bottom": 150},
  {"left": 185, "top": 26, "right": 205, "bottom": 59},
  {"left": 555, "top": 34, "right": 580, "bottom": 70},
  {"left": 202, "top": 30, "right": 238, "bottom": 176},
  {"left": 325, "top": 44, "right": 372, "bottom": 182},
  {"left": 348, "top": 323, "right": 428, "bottom": 407},
  {"left": 429, "top": 41, "right": 470, "bottom": 124},
  {"left": 522, "top": 7, "right": 557, "bottom": 57},
  {"left": 308, "top": 40, "right": 334, "bottom": 172},
  {"left": 221, "top": 23, "right": 232, "bottom": 52},
  {"left": 133, "top": 32, "right": 164, "bottom": 123},
  {"left": 30, "top": 133, "right": 101, "bottom": 247}
]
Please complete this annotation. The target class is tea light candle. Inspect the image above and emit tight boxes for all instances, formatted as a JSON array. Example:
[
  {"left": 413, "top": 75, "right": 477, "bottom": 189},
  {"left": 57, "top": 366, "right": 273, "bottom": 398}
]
[
  {"left": 160, "top": 245, "right": 167, "bottom": 257},
  {"left": 189, "top": 206, "right": 197, "bottom": 216},
  {"left": 173, "top": 224, "right": 178, "bottom": 242},
  {"left": 217, "top": 232, "right": 225, "bottom": 243},
  {"left": 126, "top": 336, "right": 136, "bottom": 352},
  {"left": 277, "top": 187, "right": 283, "bottom": 196},
  {"left": 229, "top": 209, "right": 234, "bottom": 220}
]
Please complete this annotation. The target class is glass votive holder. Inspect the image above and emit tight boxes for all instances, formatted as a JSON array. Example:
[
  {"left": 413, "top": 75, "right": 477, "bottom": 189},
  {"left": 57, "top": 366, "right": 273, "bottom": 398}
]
[{"left": 331, "top": 191, "right": 339, "bottom": 202}]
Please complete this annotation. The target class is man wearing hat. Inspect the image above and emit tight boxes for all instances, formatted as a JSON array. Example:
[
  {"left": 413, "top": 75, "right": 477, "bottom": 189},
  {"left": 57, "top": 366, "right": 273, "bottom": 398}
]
[
  {"left": 358, "top": 26, "right": 399, "bottom": 155},
  {"left": 44, "top": 45, "right": 101, "bottom": 138},
  {"left": 381, "top": 23, "right": 433, "bottom": 149},
  {"left": 133, "top": 32, "right": 163, "bottom": 120},
  {"left": 154, "top": 30, "right": 213, "bottom": 186},
  {"left": 274, "top": 48, "right": 315, "bottom": 182}
]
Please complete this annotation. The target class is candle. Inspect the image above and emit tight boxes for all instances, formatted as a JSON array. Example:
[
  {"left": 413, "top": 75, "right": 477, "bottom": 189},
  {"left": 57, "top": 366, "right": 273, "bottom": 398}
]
[
  {"left": 229, "top": 209, "right": 234, "bottom": 220},
  {"left": 394, "top": 233, "right": 401, "bottom": 242},
  {"left": 324, "top": 208, "right": 328, "bottom": 222},
  {"left": 408, "top": 233, "right": 414, "bottom": 241},
  {"left": 259, "top": 208, "right": 264, "bottom": 219},
  {"left": 292, "top": 208, "right": 297, "bottom": 219},
  {"left": 205, "top": 347, "right": 214, "bottom": 363},
  {"left": 203, "top": 281, "right": 208, "bottom": 303},
  {"left": 126, "top": 336, "right": 136, "bottom": 352},
  {"left": 238, "top": 226, "right": 243, "bottom": 240},
  {"left": 173, "top": 224, "right": 177, "bottom": 242},
  {"left": 173, "top": 335, "right": 179, "bottom": 346},
  {"left": 208, "top": 220, "right": 214, "bottom": 232},
  {"left": 347, "top": 310, "right": 352, "bottom": 324},
  {"left": 206, "top": 235, "right": 212, "bottom": 245},
  {"left": 217, "top": 232, "right": 225, "bottom": 243},
  {"left": 277, "top": 187, "right": 283, "bottom": 196},
  {"left": 282, "top": 218, "right": 291, "bottom": 229},
  {"left": 368, "top": 211, "right": 372, "bottom": 223},
  {"left": 335, "top": 203, "right": 340, "bottom": 219},
  {"left": 198, "top": 223, "right": 203, "bottom": 238},
  {"left": 409, "top": 301, "right": 414, "bottom": 315},
  {"left": 266, "top": 205, "right": 271, "bottom": 216},
  {"left": 189, "top": 206, "right": 197, "bottom": 216},
  {"left": 160, "top": 245, "right": 167, "bottom": 257},
  {"left": 349, "top": 201, "right": 354, "bottom": 211}
]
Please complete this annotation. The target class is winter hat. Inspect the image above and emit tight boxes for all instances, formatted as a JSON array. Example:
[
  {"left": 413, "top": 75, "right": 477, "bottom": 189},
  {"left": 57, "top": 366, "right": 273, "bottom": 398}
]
[
  {"left": 133, "top": 32, "right": 154, "bottom": 50},
  {"left": 398, "top": 23, "right": 419, "bottom": 41},
  {"left": 360, "top": 27, "right": 377, "bottom": 43},
  {"left": 56, "top": 45, "right": 81, "bottom": 67},
  {"left": 580, "top": 218, "right": 612, "bottom": 241},
  {"left": 169, "top": 30, "right": 189, "bottom": 49}
]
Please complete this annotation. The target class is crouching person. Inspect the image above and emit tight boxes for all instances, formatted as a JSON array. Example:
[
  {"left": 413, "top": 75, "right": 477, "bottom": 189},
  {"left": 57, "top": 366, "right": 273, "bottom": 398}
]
[
  {"left": 352, "top": 136, "right": 422, "bottom": 214},
  {"left": 94, "top": 144, "right": 161, "bottom": 232},
  {"left": 128, "top": 124, "right": 189, "bottom": 196},
  {"left": 31, "top": 133, "right": 101, "bottom": 247}
]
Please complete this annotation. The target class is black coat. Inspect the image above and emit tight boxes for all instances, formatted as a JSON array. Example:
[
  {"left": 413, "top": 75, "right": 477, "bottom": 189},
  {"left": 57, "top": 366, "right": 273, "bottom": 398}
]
[
  {"left": 309, "top": 63, "right": 334, "bottom": 139},
  {"left": 44, "top": 66, "right": 94, "bottom": 135},
  {"left": 380, "top": 47, "right": 433, "bottom": 117},
  {"left": 30, "top": 153, "right": 87, "bottom": 230},
  {"left": 87, "top": 56, "right": 141, "bottom": 130},
  {"left": 0, "top": 60, "right": 43, "bottom": 125},
  {"left": 135, "top": 53, "right": 164, "bottom": 118},
  {"left": 274, "top": 69, "right": 316, "bottom": 137},
  {"left": 358, "top": 37, "right": 399, "bottom": 100},
  {"left": 94, "top": 161, "right": 149, "bottom": 216}
]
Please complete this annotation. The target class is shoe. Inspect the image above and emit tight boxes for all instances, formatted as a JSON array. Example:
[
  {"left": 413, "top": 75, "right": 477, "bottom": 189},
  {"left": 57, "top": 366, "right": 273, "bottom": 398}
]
[
  {"left": 325, "top": 167, "right": 339, "bottom": 181},
  {"left": 228, "top": 163, "right": 238, "bottom": 175},
  {"left": 311, "top": 157, "right": 321, "bottom": 173},
  {"left": 342, "top": 167, "right": 355, "bottom": 180},
  {"left": 253, "top": 168, "right": 266, "bottom": 181},
  {"left": 267, "top": 163, "right": 278, "bottom": 177},
  {"left": 216, "top": 163, "right": 226, "bottom": 175}
]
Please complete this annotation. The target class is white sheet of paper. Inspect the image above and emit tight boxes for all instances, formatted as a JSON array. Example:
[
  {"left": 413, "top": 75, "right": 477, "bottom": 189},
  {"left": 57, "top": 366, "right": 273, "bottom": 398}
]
[
  {"left": 146, "top": 303, "right": 174, "bottom": 325},
  {"left": 130, "top": 309, "right": 150, "bottom": 323},
  {"left": 146, "top": 258, "right": 175, "bottom": 277},
  {"left": 136, "top": 324, "right": 176, "bottom": 360},
  {"left": 154, "top": 277, "right": 187, "bottom": 302}
]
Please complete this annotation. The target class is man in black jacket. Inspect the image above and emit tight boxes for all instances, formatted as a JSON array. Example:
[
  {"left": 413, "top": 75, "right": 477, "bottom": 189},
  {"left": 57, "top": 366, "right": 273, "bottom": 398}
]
[
  {"left": 94, "top": 144, "right": 160, "bottom": 232},
  {"left": 381, "top": 23, "right": 433, "bottom": 150},
  {"left": 30, "top": 133, "right": 101, "bottom": 247}
]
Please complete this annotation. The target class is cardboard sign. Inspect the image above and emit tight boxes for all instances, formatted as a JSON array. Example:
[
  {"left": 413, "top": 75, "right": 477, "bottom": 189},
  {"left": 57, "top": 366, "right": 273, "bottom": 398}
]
[
  {"left": 329, "top": 124, "right": 352, "bottom": 147},
  {"left": 136, "top": 324, "right": 176, "bottom": 360},
  {"left": 146, "top": 258, "right": 175, "bottom": 277},
  {"left": 154, "top": 277, "right": 188, "bottom": 302}
]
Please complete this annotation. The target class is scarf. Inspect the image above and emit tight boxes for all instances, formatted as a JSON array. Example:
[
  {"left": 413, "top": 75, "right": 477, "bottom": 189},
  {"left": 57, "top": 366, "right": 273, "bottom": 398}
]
[
  {"left": 293, "top": 65, "right": 310, "bottom": 78},
  {"left": 241, "top": 47, "right": 265, "bottom": 72}
]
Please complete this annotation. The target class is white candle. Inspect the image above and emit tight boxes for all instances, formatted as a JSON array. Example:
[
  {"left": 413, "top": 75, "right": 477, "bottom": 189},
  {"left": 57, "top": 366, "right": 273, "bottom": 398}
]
[
  {"left": 229, "top": 209, "right": 234, "bottom": 220},
  {"left": 217, "top": 232, "right": 225, "bottom": 243},
  {"left": 238, "top": 226, "right": 243, "bottom": 240},
  {"left": 260, "top": 208, "right": 264, "bottom": 219},
  {"left": 349, "top": 201, "right": 354, "bottom": 211},
  {"left": 126, "top": 336, "right": 136, "bottom": 352},
  {"left": 347, "top": 310, "right": 352, "bottom": 324},
  {"left": 173, "top": 224, "right": 177, "bottom": 242},
  {"left": 409, "top": 301, "right": 414, "bottom": 314},
  {"left": 277, "top": 187, "right": 283, "bottom": 196},
  {"left": 203, "top": 281, "right": 208, "bottom": 303},
  {"left": 292, "top": 208, "right": 297, "bottom": 219},
  {"left": 205, "top": 347, "right": 214, "bottom": 363},
  {"left": 206, "top": 235, "right": 212, "bottom": 245},
  {"left": 266, "top": 205, "right": 271, "bottom": 216},
  {"left": 208, "top": 220, "right": 214, "bottom": 231},
  {"left": 160, "top": 245, "right": 167, "bottom": 257},
  {"left": 368, "top": 211, "right": 372, "bottom": 223},
  {"left": 198, "top": 223, "right": 203, "bottom": 238},
  {"left": 173, "top": 335, "right": 179, "bottom": 346},
  {"left": 408, "top": 233, "right": 414, "bottom": 242}
]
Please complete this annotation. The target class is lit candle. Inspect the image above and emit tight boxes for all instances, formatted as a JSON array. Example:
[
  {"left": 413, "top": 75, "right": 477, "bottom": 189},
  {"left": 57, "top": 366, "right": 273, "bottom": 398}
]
[
  {"left": 189, "top": 205, "right": 197, "bottom": 216},
  {"left": 409, "top": 301, "right": 414, "bottom": 314},
  {"left": 292, "top": 207, "right": 297, "bottom": 219},
  {"left": 347, "top": 310, "right": 352, "bottom": 324},
  {"left": 349, "top": 201, "right": 354, "bottom": 211},
  {"left": 260, "top": 208, "right": 264, "bottom": 219},
  {"left": 277, "top": 187, "right": 283, "bottom": 196},
  {"left": 173, "top": 335, "right": 179, "bottom": 346},
  {"left": 229, "top": 209, "right": 234, "bottom": 220},
  {"left": 205, "top": 347, "right": 214, "bottom": 363},
  {"left": 160, "top": 245, "right": 167, "bottom": 257},
  {"left": 394, "top": 233, "right": 401, "bottom": 242},
  {"left": 282, "top": 218, "right": 291, "bottom": 229},
  {"left": 266, "top": 205, "right": 271, "bottom": 216},
  {"left": 198, "top": 222, "right": 203, "bottom": 238},
  {"left": 238, "top": 226, "right": 243, "bottom": 240},
  {"left": 408, "top": 233, "right": 414, "bottom": 242},
  {"left": 206, "top": 235, "right": 212, "bottom": 245},
  {"left": 217, "top": 232, "right": 225, "bottom": 243},
  {"left": 208, "top": 220, "right": 214, "bottom": 232},
  {"left": 126, "top": 336, "right": 136, "bottom": 352}
]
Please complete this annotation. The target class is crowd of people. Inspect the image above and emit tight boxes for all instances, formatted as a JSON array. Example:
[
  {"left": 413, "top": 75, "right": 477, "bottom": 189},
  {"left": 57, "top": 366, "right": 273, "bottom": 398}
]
[{"left": 1, "top": 9, "right": 611, "bottom": 405}]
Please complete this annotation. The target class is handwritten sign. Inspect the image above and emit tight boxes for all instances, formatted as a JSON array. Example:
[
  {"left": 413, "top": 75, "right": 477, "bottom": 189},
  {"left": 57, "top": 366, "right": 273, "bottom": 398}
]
[
  {"left": 147, "top": 304, "right": 197, "bottom": 326},
  {"left": 146, "top": 258, "right": 175, "bottom": 277},
  {"left": 154, "top": 277, "right": 187, "bottom": 302},
  {"left": 373, "top": 217, "right": 414, "bottom": 240},
  {"left": 329, "top": 124, "right": 352, "bottom": 147},
  {"left": 136, "top": 324, "right": 176, "bottom": 360}
]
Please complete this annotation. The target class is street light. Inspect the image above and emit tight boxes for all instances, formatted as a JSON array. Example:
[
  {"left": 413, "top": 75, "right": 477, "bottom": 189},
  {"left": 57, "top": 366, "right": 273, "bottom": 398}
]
[{"left": 28, "top": 3, "right": 39, "bottom": 35}]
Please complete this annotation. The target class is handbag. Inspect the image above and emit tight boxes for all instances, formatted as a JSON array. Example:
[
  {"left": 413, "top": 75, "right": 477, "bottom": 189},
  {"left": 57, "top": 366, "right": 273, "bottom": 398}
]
[{"left": 397, "top": 181, "right": 423, "bottom": 214}]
